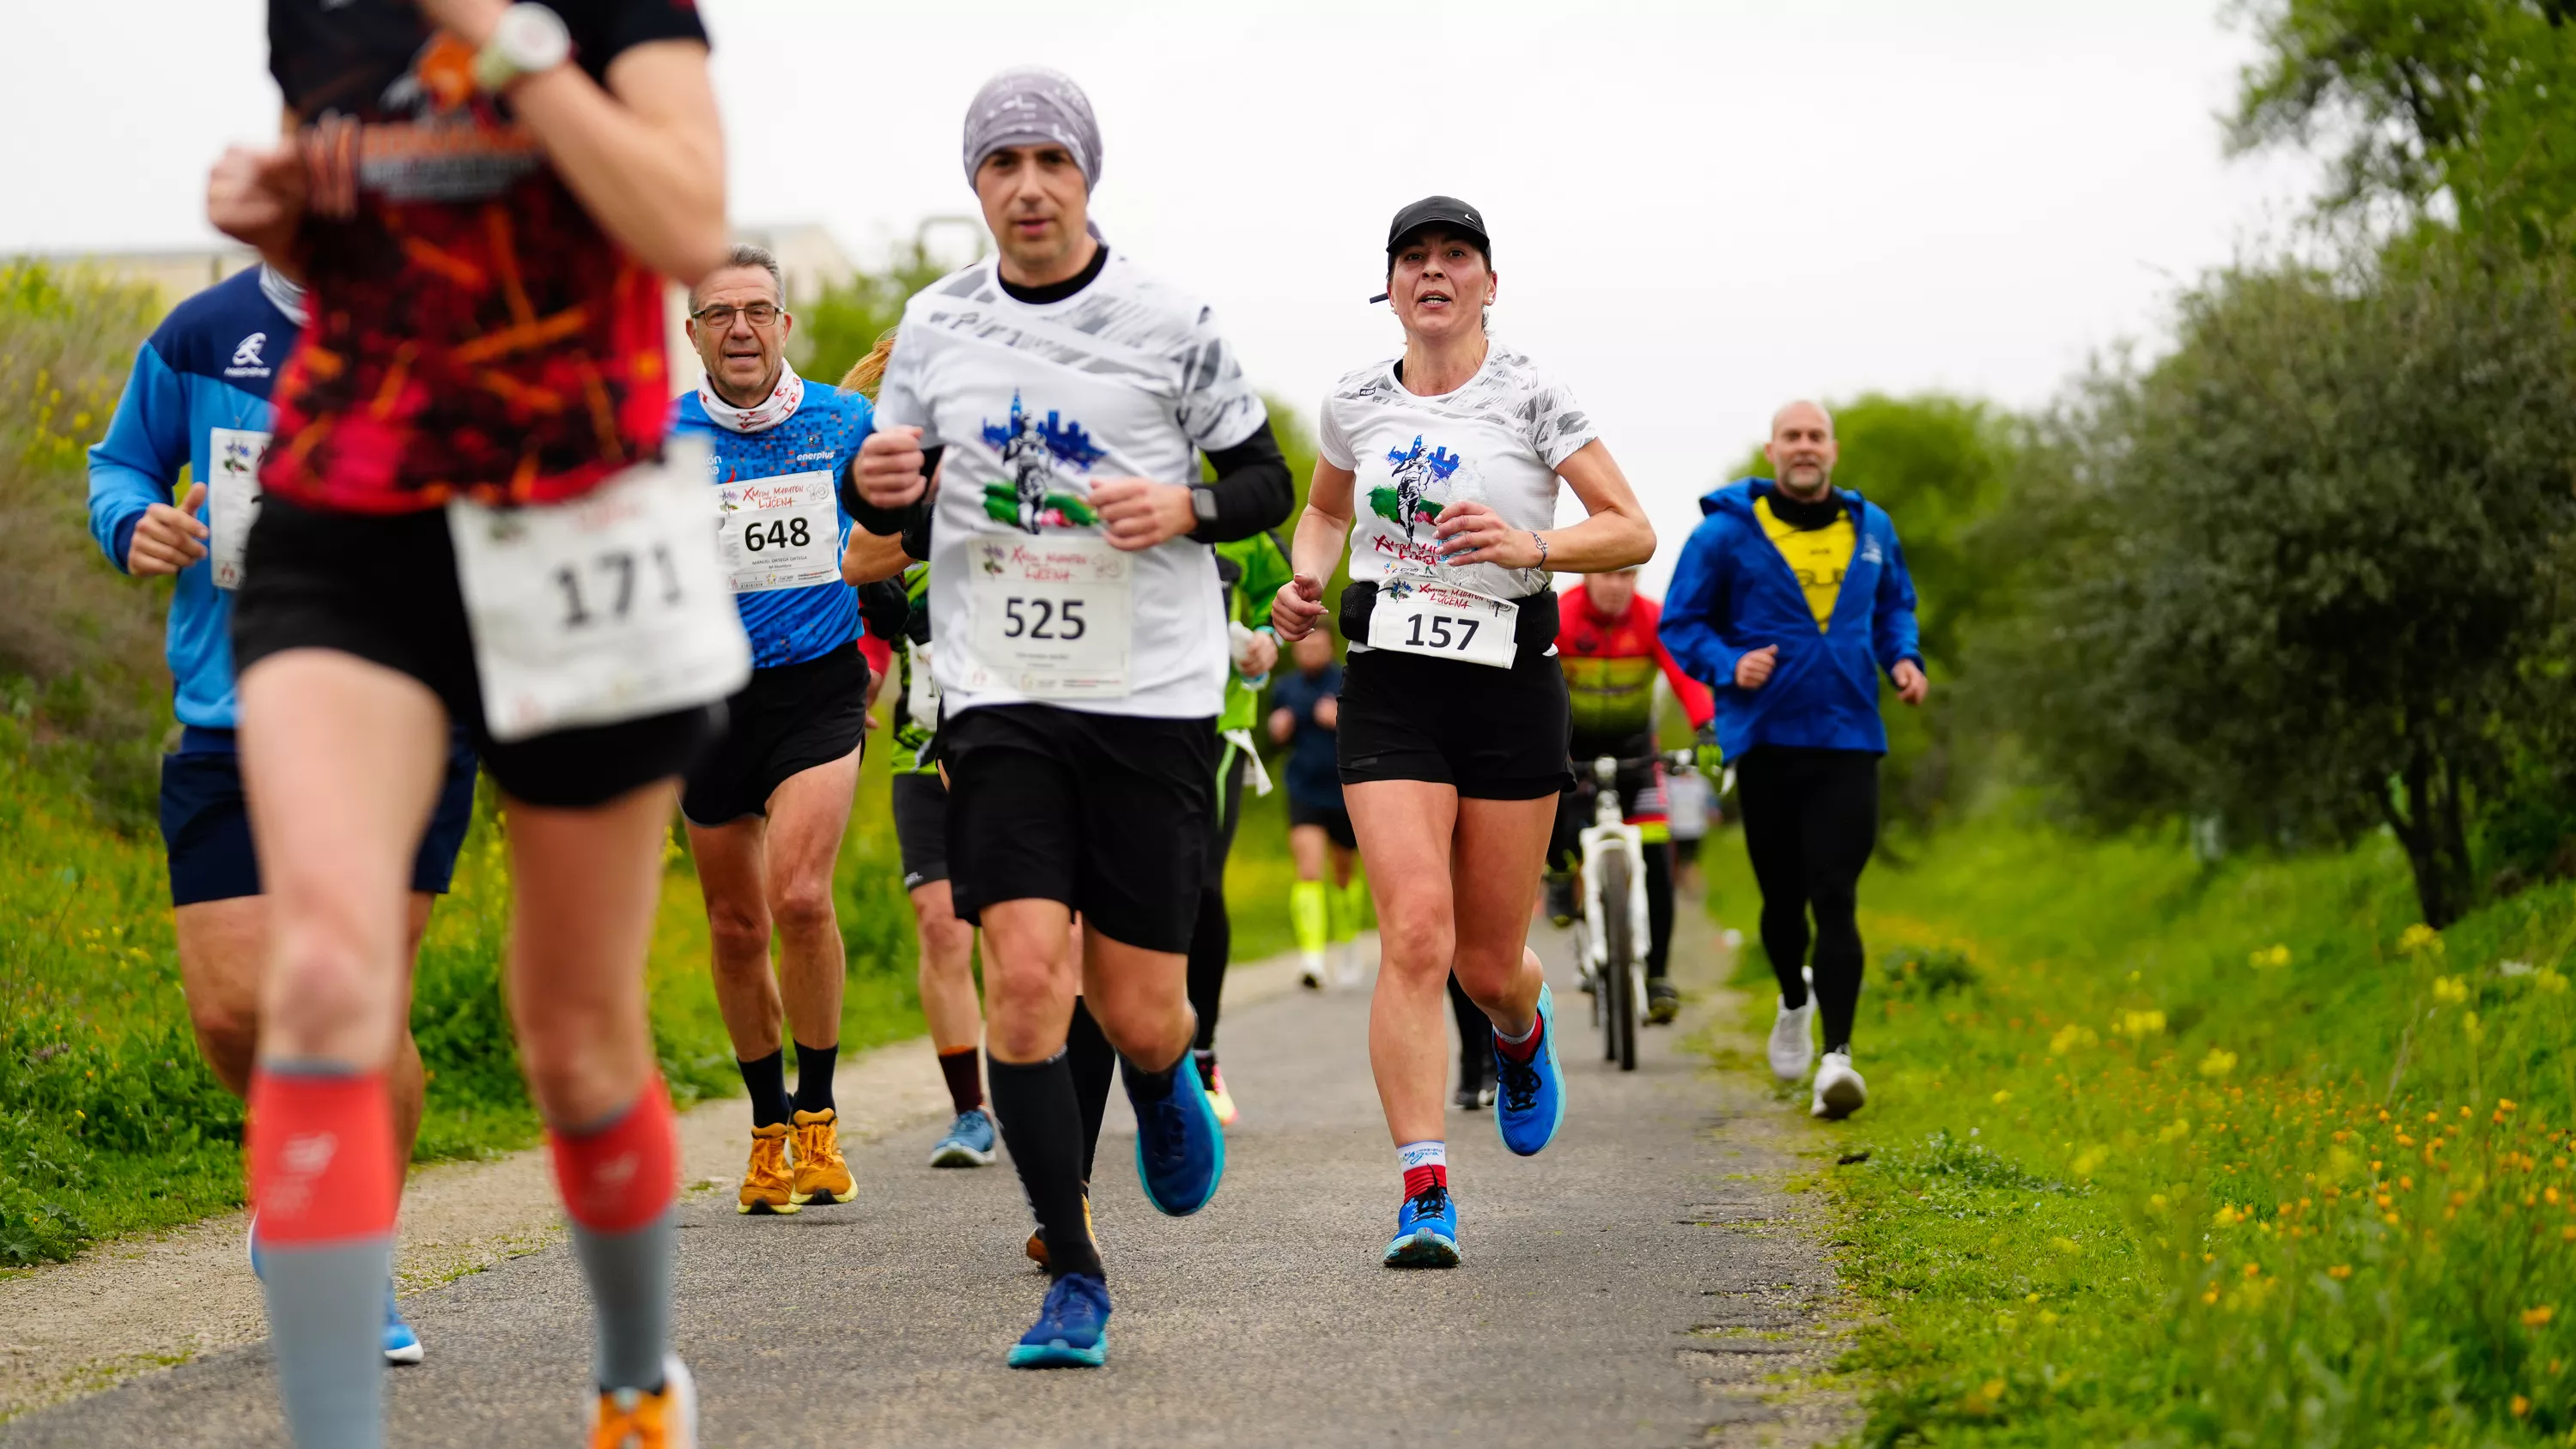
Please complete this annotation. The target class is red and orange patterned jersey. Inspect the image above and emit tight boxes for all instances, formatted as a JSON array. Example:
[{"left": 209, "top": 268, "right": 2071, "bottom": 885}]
[
  {"left": 1557, "top": 586, "right": 1717, "bottom": 743},
  {"left": 260, "top": 0, "right": 708, "bottom": 513}
]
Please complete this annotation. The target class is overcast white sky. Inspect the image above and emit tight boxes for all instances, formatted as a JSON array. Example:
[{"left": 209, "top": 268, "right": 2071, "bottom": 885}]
[{"left": 11, "top": 0, "right": 2313, "bottom": 591}]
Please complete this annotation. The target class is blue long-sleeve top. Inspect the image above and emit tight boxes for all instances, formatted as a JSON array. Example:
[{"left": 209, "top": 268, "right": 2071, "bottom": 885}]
[
  {"left": 85, "top": 266, "right": 305, "bottom": 730},
  {"left": 1658, "top": 477, "right": 1923, "bottom": 759}
]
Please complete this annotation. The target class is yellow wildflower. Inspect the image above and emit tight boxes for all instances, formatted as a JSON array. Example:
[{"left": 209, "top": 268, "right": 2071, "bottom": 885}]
[
  {"left": 2198, "top": 1048, "right": 2239, "bottom": 1079},
  {"left": 2327, "top": 1264, "right": 2354, "bottom": 1280},
  {"left": 2525, "top": 1306, "right": 2556, "bottom": 1328},
  {"left": 2431, "top": 975, "right": 2470, "bottom": 1004},
  {"left": 2399, "top": 924, "right": 2445, "bottom": 956}
]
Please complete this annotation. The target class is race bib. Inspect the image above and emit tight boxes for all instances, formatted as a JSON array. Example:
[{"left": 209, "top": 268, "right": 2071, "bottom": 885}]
[
  {"left": 1368, "top": 578, "right": 1519, "bottom": 669},
  {"left": 447, "top": 439, "right": 751, "bottom": 743},
  {"left": 716, "top": 470, "right": 839, "bottom": 594},
  {"left": 207, "top": 427, "right": 270, "bottom": 591},
  {"left": 960, "top": 536, "right": 1133, "bottom": 699},
  {"left": 904, "top": 640, "right": 941, "bottom": 723}
]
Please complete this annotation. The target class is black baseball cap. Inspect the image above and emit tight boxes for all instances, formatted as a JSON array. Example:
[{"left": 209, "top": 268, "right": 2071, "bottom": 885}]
[{"left": 1371, "top": 195, "right": 1491, "bottom": 303}]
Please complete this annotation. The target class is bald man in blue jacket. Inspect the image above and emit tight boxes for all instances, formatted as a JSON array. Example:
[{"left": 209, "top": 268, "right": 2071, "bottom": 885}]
[{"left": 1660, "top": 400, "right": 1925, "bottom": 1122}]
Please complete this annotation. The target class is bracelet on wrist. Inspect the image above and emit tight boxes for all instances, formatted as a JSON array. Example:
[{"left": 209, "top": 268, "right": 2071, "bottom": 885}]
[{"left": 1531, "top": 530, "right": 1550, "bottom": 567}]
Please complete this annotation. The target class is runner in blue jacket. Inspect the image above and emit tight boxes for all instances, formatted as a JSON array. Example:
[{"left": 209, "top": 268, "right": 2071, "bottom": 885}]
[{"left": 1659, "top": 400, "right": 1925, "bottom": 1121}]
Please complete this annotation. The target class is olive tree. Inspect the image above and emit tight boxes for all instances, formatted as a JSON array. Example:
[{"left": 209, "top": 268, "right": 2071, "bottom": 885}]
[{"left": 1988, "top": 242, "right": 2576, "bottom": 926}]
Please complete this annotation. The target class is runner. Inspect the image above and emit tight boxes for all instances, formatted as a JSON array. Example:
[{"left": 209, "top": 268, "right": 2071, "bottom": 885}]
[
  {"left": 85, "top": 261, "right": 480, "bottom": 1366},
  {"left": 1548, "top": 566, "right": 1716, "bottom": 1024},
  {"left": 1273, "top": 197, "right": 1655, "bottom": 1269},
  {"left": 1190, "top": 533, "right": 1291, "bottom": 1123},
  {"left": 846, "top": 67, "right": 1294, "bottom": 1367},
  {"left": 671, "top": 244, "right": 905, "bottom": 1215},
  {"left": 209, "top": 3, "right": 731, "bottom": 1444},
  {"left": 1659, "top": 400, "right": 1926, "bottom": 1121},
  {"left": 1266, "top": 627, "right": 1359, "bottom": 991}
]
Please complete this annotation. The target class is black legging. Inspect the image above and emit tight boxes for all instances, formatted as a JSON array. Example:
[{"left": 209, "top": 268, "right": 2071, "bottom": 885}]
[
  {"left": 1449, "top": 973, "right": 1492, "bottom": 1088},
  {"left": 1733, "top": 746, "right": 1878, "bottom": 1055},
  {"left": 1186, "top": 748, "right": 1249, "bottom": 1052}
]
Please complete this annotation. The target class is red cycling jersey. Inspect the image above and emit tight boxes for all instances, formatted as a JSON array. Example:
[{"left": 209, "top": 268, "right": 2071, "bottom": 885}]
[{"left": 1555, "top": 585, "right": 1715, "bottom": 747}]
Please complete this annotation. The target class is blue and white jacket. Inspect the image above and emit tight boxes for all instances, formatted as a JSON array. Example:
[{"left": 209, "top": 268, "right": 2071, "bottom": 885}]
[
  {"left": 1659, "top": 478, "right": 1923, "bottom": 759},
  {"left": 86, "top": 266, "right": 306, "bottom": 731}
]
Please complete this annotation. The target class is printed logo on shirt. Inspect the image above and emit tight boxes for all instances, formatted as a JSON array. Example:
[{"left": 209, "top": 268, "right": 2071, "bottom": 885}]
[
  {"left": 225, "top": 333, "right": 273, "bottom": 379},
  {"left": 1862, "top": 538, "right": 1884, "bottom": 566},
  {"left": 795, "top": 451, "right": 835, "bottom": 463},
  {"left": 981, "top": 391, "right": 1106, "bottom": 534}
]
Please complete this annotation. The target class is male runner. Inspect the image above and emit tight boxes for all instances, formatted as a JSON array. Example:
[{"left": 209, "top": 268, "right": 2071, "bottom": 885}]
[
  {"left": 1549, "top": 566, "right": 1715, "bottom": 1023},
  {"left": 1267, "top": 627, "right": 1361, "bottom": 990},
  {"left": 85, "top": 261, "right": 478, "bottom": 1366},
  {"left": 672, "top": 244, "right": 905, "bottom": 1214},
  {"left": 1661, "top": 401, "right": 1925, "bottom": 1119},
  {"left": 848, "top": 66, "right": 1293, "bottom": 1367}
]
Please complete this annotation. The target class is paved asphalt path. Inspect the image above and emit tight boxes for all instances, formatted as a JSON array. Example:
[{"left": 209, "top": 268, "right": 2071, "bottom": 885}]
[{"left": 4, "top": 907, "right": 1848, "bottom": 1447}]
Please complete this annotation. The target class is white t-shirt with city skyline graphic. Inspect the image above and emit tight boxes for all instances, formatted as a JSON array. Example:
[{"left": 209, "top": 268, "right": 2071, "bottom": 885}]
[
  {"left": 876, "top": 249, "right": 1267, "bottom": 719},
  {"left": 1319, "top": 341, "right": 1599, "bottom": 605}
]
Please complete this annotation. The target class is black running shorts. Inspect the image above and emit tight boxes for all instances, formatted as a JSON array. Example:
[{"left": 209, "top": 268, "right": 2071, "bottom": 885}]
[
  {"left": 890, "top": 770, "right": 950, "bottom": 890},
  {"left": 231, "top": 495, "right": 721, "bottom": 809},
  {"left": 1286, "top": 797, "right": 1358, "bottom": 851},
  {"left": 1335, "top": 587, "right": 1574, "bottom": 801},
  {"left": 679, "top": 642, "right": 869, "bottom": 827},
  {"left": 941, "top": 704, "right": 1215, "bottom": 955}
]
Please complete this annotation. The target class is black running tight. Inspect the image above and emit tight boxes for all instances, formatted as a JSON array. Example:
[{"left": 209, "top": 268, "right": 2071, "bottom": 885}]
[
  {"left": 1186, "top": 749, "right": 1248, "bottom": 1052},
  {"left": 1732, "top": 746, "right": 1879, "bottom": 1055}
]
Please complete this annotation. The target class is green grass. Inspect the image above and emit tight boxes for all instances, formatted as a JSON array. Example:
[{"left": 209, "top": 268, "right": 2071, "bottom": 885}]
[
  {"left": 1704, "top": 798, "right": 2576, "bottom": 1445},
  {"left": 0, "top": 711, "right": 927, "bottom": 1269}
]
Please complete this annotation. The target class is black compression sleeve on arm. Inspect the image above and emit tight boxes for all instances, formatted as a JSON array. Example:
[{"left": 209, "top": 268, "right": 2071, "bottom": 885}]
[
  {"left": 1188, "top": 421, "right": 1295, "bottom": 544},
  {"left": 839, "top": 446, "right": 944, "bottom": 554}
]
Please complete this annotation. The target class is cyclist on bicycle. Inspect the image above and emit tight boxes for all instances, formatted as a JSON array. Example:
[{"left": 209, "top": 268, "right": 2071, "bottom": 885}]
[{"left": 1547, "top": 566, "right": 1714, "bottom": 1025}]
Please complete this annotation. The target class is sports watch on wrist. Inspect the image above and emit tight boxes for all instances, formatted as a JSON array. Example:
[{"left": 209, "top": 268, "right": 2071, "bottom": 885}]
[
  {"left": 474, "top": 3, "right": 573, "bottom": 94},
  {"left": 1190, "top": 485, "right": 1220, "bottom": 527}
]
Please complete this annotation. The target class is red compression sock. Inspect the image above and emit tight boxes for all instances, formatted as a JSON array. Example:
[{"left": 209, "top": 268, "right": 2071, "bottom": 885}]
[
  {"left": 248, "top": 1067, "right": 398, "bottom": 1245},
  {"left": 1403, "top": 1162, "right": 1449, "bottom": 1198},
  {"left": 1494, "top": 1013, "right": 1544, "bottom": 1064},
  {"left": 548, "top": 1076, "right": 679, "bottom": 1234}
]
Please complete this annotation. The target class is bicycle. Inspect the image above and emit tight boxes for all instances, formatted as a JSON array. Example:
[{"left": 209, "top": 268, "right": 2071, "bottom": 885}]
[{"left": 1569, "top": 749, "right": 1698, "bottom": 1071}]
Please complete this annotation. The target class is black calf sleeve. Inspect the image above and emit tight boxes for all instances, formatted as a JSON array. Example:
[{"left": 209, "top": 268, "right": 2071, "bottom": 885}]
[
  {"left": 1186, "top": 883, "right": 1228, "bottom": 1052},
  {"left": 1643, "top": 840, "right": 1674, "bottom": 978},
  {"left": 1066, "top": 998, "right": 1117, "bottom": 1186},
  {"left": 1449, "top": 973, "right": 1492, "bottom": 1082},
  {"left": 987, "top": 1050, "right": 1104, "bottom": 1282}
]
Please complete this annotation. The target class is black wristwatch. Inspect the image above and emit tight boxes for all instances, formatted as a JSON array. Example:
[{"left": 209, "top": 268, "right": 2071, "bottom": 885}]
[{"left": 1190, "top": 484, "right": 1219, "bottom": 528}]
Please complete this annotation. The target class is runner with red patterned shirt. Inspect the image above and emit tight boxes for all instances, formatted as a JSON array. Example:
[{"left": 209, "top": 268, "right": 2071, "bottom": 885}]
[
  {"left": 209, "top": 3, "right": 729, "bottom": 1446},
  {"left": 1548, "top": 566, "right": 1716, "bottom": 1024}
]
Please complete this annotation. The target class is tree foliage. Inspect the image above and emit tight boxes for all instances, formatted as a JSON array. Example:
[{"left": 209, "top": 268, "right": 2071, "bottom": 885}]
[
  {"left": 2232, "top": 0, "right": 2576, "bottom": 249},
  {"left": 1983, "top": 241, "right": 2576, "bottom": 925}
]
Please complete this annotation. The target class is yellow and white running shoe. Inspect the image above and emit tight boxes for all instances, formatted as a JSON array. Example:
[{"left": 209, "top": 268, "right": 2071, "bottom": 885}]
[
  {"left": 790, "top": 1107, "right": 855, "bottom": 1206},
  {"left": 737, "top": 1123, "right": 799, "bottom": 1215}
]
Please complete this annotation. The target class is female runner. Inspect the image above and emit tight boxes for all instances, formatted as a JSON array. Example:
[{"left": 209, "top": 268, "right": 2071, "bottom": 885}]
[{"left": 1273, "top": 196, "right": 1654, "bottom": 1268}]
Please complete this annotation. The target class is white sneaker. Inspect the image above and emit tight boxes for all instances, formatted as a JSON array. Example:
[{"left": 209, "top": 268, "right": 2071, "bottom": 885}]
[
  {"left": 1332, "top": 944, "right": 1364, "bottom": 986},
  {"left": 1300, "top": 950, "right": 1326, "bottom": 991},
  {"left": 1811, "top": 1051, "right": 1867, "bottom": 1119},
  {"left": 1766, "top": 997, "right": 1816, "bottom": 1082}
]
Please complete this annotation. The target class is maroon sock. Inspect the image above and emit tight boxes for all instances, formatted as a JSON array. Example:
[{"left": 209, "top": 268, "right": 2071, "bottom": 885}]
[
  {"left": 1494, "top": 1013, "right": 1543, "bottom": 1064},
  {"left": 937, "top": 1046, "right": 984, "bottom": 1116}
]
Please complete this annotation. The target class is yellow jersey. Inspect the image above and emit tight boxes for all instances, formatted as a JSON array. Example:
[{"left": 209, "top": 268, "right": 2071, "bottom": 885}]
[{"left": 1754, "top": 495, "right": 1855, "bottom": 630}]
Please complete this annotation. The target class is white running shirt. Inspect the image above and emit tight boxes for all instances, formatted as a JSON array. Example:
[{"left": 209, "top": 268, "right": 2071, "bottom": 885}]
[
  {"left": 876, "top": 250, "right": 1268, "bottom": 719},
  {"left": 1319, "top": 342, "right": 1599, "bottom": 604}
]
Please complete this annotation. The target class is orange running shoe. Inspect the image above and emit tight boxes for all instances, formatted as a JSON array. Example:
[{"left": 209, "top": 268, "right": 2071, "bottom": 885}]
[
  {"left": 1024, "top": 1192, "right": 1096, "bottom": 1270},
  {"left": 790, "top": 1107, "right": 855, "bottom": 1206},
  {"left": 737, "top": 1123, "right": 798, "bottom": 1215},
  {"left": 589, "top": 1354, "right": 696, "bottom": 1449}
]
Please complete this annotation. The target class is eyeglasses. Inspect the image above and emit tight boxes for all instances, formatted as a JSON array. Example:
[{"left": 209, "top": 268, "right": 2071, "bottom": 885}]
[{"left": 692, "top": 302, "right": 785, "bottom": 329}]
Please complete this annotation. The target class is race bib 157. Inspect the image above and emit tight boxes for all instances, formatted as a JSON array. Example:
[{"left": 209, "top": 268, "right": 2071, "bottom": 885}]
[{"left": 1367, "top": 578, "right": 1519, "bottom": 670}]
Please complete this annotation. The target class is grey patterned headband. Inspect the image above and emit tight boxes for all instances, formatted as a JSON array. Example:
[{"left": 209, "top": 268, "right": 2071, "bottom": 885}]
[{"left": 962, "top": 67, "right": 1102, "bottom": 191}]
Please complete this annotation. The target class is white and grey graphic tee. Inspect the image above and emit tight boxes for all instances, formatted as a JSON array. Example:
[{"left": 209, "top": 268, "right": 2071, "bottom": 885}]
[
  {"left": 1319, "top": 342, "right": 1599, "bottom": 604},
  {"left": 876, "top": 249, "right": 1268, "bottom": 719}
]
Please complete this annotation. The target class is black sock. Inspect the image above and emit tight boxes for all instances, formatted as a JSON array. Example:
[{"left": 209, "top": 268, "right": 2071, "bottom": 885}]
[
  {"left": 792, "top": 1041, "right": 837, "bottom": 1117},
  {"left": 1066, "top": 999, "right": 1116, "bottom": 1185},
  {"left": 1121, "top": 1048, "right": 1181, "bottom": 1104},
  {"left": 937, "top": 1046, "right": 984, "bottom": 1116},
  {"left": 987, "top": 1051, "right": 1105, "bottom": 1282},
  {"left": 737, "top": 1050, "right": 791, "bottom": 1129}
]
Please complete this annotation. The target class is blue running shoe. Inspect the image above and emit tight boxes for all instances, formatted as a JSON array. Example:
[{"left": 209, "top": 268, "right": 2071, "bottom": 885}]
[
  {"left": 929, "top": 1106, "right": 999, "bottom": 1167},
  {"left": 1008, "top": 1272, "right": 1110, "bottom": 1368},
  {"left": 254, "top": 1216, "right": 424, "bottom": 1365},
  {"left": 382, "top": 1282, "right": 424, "bottom": 1365},
  {"left": 1494, "top": 983, "right": 1567, "bottom": 1157},
  {"left": 1131, "top": 1055, "right": 1226, "bottom": 1216},
  {"left": 1383, "top": 1182, "right": 1461, "bottom": 1268}
]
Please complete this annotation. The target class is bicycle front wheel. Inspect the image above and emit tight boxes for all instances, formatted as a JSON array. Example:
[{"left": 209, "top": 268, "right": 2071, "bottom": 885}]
[{"left": 1600, "top": 849, "right": 1638, "bottom": 1070}]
